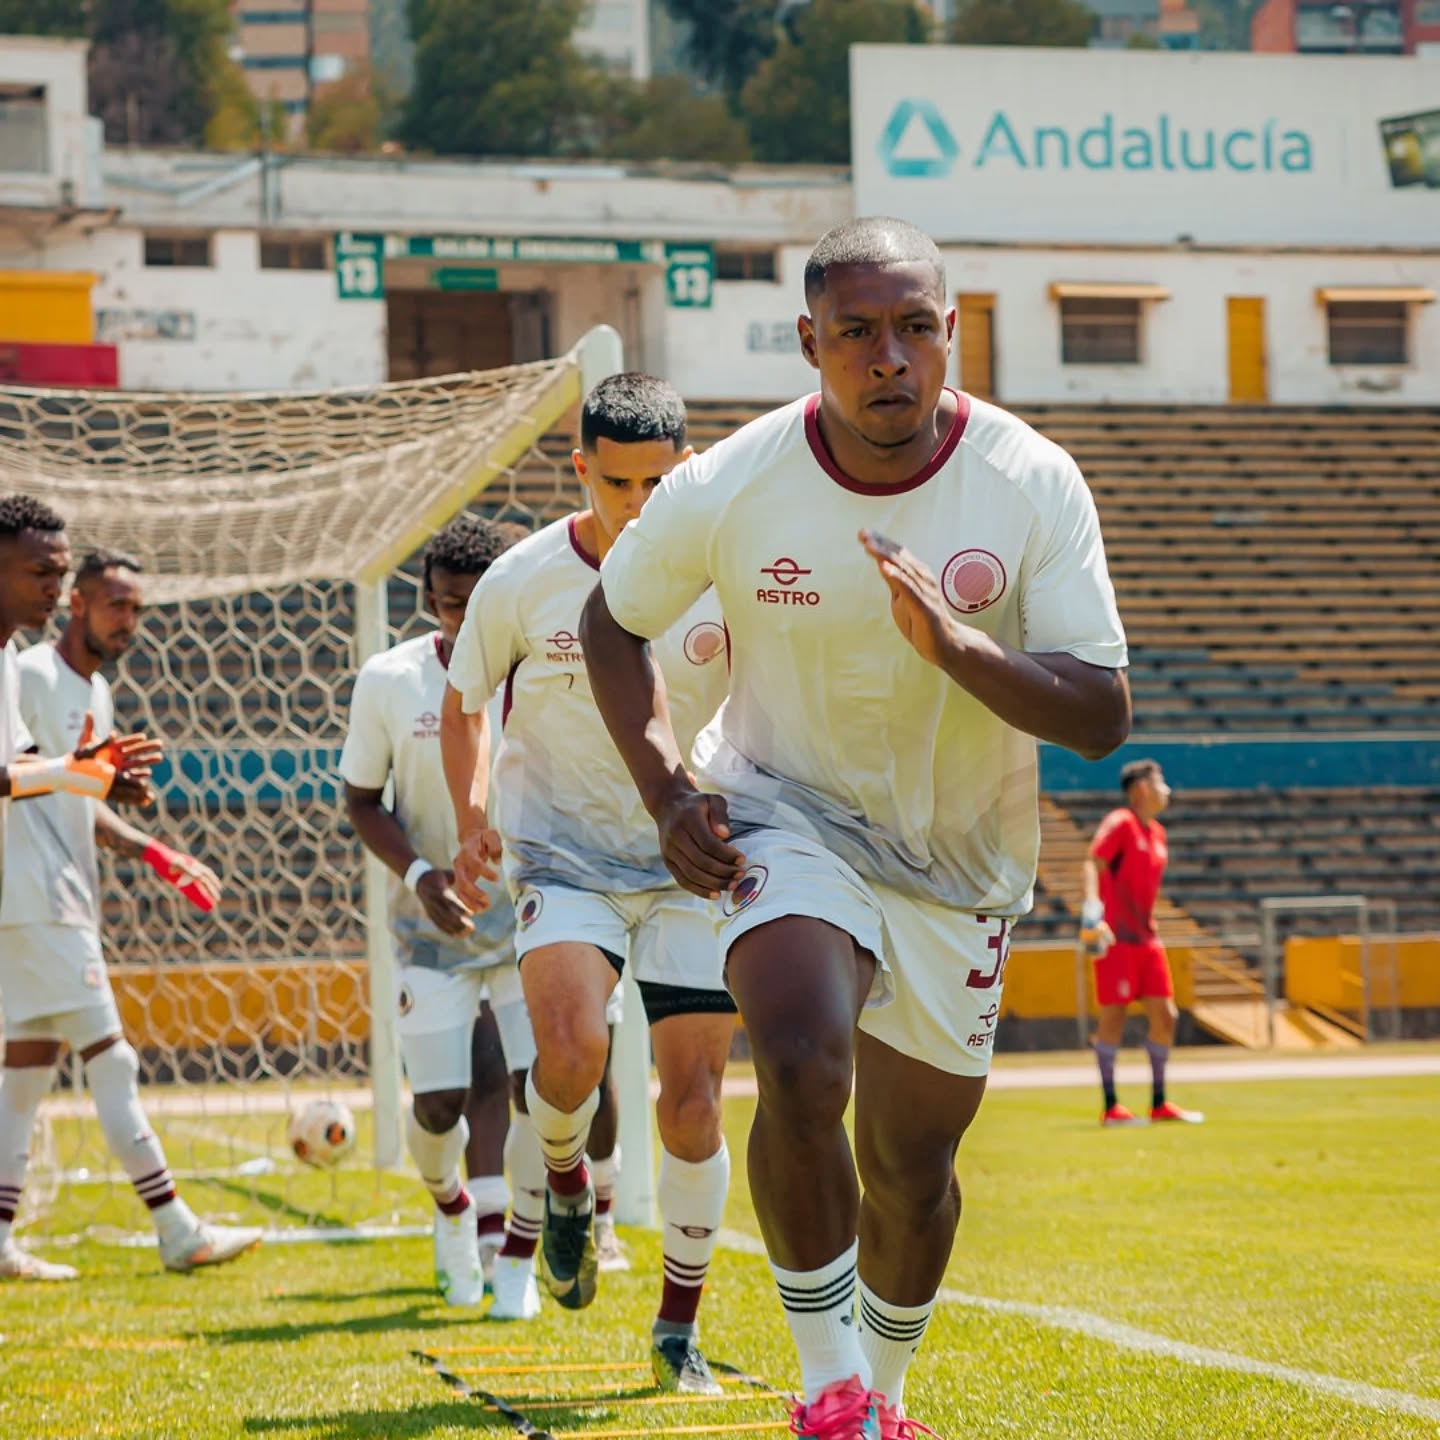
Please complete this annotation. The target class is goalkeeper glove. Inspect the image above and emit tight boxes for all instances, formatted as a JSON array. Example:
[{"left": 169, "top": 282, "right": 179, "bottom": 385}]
[
  {"left": 10, "top": 746, "right": 117, "bottom": 800},
  {"left": 143, "top": 841, "right": 218, "bottom": 913},
  {"left": 1079, "top": 898, "right": 1108, "bottom": 955}
]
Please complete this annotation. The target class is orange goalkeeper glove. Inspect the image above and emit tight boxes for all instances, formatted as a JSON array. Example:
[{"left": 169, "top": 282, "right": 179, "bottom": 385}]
[{"left": 10, "top": 745, "right": 117, "bottom": 800}]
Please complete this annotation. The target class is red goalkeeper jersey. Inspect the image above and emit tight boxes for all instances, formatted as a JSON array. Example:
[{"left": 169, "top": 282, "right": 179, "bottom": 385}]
[{"left": 1091, "top": 807, "right": 1168, "bottom": 944}]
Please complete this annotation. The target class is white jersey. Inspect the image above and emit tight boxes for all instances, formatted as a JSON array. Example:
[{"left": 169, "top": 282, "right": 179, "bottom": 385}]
[
  {"left": 0, "top": 643, "right": 112, "bottom": 932},
  {"left": 0, "top": 640, "right": 36, "bottom": 901},
  {"left": 339, "top": 632, "right": 513, "bottom": 972},
  {"left": 599, "top": 391, "right": 1128, "bottom": 917},
  {"left": 450, "top": 514, "right": 729, "bottom": 895}
]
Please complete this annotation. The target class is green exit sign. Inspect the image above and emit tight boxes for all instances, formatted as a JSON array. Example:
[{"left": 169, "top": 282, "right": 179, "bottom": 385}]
[{"left": 433, "top": 267, "right": 500, "bottom": 292}]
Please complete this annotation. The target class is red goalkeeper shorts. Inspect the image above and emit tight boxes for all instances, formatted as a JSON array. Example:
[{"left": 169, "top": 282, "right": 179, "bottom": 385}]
[{"left": 1094, "top": 939, "right": 1173, "bottom": 1007}]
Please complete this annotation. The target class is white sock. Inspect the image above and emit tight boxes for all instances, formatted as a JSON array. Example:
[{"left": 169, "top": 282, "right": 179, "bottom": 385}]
[
  {"left": 524, "top": 1072, "right": 598, "bottom": 1199},
  {"left": 84, "top": 1043, "right": 192, "bottom": 1236},
  {"left": 500, "top": 1111, "right": 545, "bottom": 1259},
  {"left": 405, "top": 1109, "right": 469, "bottom": 1211},
  {"left": 771, "top": 1238, "right": 870, "bottom": 1401},
  {"left": 0, "top": 1064, "right": 55, "bottom": 1246},
  {"left": 655, "top": 1141, "right": 730, "bottom": 1341},
  {"left": 470, "top": 1172, "right": 510, "bottom": 1244},
  {"left": 592, "top": 1145, "right": 620, "bottom": 1213},
  {"left": 858, "top": 1277, "right": 936, "bottom": 1411}
]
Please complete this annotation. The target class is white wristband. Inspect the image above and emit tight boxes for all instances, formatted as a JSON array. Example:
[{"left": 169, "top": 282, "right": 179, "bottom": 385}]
[
  {"left": 403, "top": 858, "right": 435, "bottom": 893},
  {"left": 1080, "top": 898, "right": 1104, "bottom": 929}
]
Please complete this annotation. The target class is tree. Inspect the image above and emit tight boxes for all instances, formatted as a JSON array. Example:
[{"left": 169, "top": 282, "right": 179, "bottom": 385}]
[
  {"left": 401, "top": 0, "right": 605, "bottom": 157},
  {"left": 1125, "top": 29, "right": 1162, "bottom": 47},
  {"left": 604, "top": 77, "right": 753, "bottom": 165},
  {"left": 661, "top": 0, "right": 784, "bottom": 101},
  {"left": 0, "top": 0, "right": 87, "bottom": 33},
  {"left": 308, "top": 65, "right": 386, "bottom": 154},
  {"left": 742, "top": 0, "right": 928, "bottom": 165},
  {"left": 948, "top": 0, "right": 1096, "bottom": 46}
]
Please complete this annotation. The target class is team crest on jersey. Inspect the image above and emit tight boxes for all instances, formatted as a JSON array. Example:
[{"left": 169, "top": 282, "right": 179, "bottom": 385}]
[
  {"left": 683, "top": 622, "right": 726, "bottom": 666},
  {"left": 518, "top": 890, "right": 545, "bottom": 930},
  {"left": 723, "top": 864, "right": 769, "bottom": 917},
  {"left": 941, "top": 549, "right": 1007, "bottom": 615},
  {"left": 397, "top": 984, "right": 414, "bottom": 1017}
]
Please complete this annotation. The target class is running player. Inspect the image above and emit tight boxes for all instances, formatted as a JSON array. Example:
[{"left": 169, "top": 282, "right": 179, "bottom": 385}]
[
  {"left": 580, "top": 219, "right": 1132, "bottom": 1437},
  {"left": 341, "top": 515, "right": 545, "bottom": 1316},
  {"left": 0, "top": 539, "right": 260, "bottom": 1278},
  {"left": 443, "top": 374, "right": 735, "bottom": 1395},
  {"left": 1081, "top": 758, "right": 1202, "bottom": 1126}
]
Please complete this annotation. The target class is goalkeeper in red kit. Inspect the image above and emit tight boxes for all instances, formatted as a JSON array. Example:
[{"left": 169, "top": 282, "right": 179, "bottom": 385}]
[{"left": 1080, "top": 759, "right": 1203, "bottom": 1127}]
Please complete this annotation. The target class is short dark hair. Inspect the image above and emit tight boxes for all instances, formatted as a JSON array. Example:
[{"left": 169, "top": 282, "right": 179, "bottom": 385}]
[
  {"left": 76, "top": 548, "right": 143, "bottom": 585},
  {"left": 492, "top": 520, "right": 532, "bottom": 550},
  {"left": 804, "top": 216, "right": 946, "bottom": 305},
  {"left": 580, "top": 373, "right": 687, "bottom": 452},
  {"left": 1121, "top": 759, "right": 1161, "bottom": 793},
  {"left": 0, "top": 493, "right": 65, "bottom": 542},
  {"left": 423, "top": 514, "right": 507, "bottom": 592}
]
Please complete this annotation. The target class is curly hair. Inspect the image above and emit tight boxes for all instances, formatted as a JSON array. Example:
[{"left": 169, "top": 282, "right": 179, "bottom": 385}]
[
  {"left": 422, "top": 514, "right": 508, "bottom": 591},
  {"left": 0, "top": 493, "right": 65, "bottom": 541}
]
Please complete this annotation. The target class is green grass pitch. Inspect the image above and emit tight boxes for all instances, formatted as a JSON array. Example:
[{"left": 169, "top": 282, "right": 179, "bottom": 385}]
[{"left": 3, "top": 1070, "right": 1438, "bottom": 1439}]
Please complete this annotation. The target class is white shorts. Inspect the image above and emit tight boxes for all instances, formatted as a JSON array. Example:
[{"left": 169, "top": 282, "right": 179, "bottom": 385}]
[
  {"left": 396, "top": 962, "right": 537, "bottom": 1095},
  {"left": 718, "top": 829, "right": 1011, "bottom": 1078},
  {"left": 0, "top": 924, "right": 123, "bottom": 1050},
  {"left": 512, "top": 883, "right": 726, "bottom": 995}
]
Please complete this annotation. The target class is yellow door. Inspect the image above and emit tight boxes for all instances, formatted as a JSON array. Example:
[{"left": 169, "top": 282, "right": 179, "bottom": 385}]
[
  {"left": 957, "top": 293, "right": 996, "bottom": 400},
  {"left": 1227, "top": 296, "right": 1268, "bottom": 404}
]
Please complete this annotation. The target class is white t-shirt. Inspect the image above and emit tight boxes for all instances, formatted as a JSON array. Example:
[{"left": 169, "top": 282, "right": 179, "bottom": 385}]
[
  {"left": 339, "top": 631, "right": 513, "bottom": 972},
  {"left": 0, "top": 643, "right": 112, "bottom": 932},
  {"left": 0, "top": 640, "right": 36, "bottom": 902},
  {"left": 599, "top": 391, "right": 1128, "bottom": 917},
  {"left": 449, "top": 514, "right": 730, "bottom": 895}
]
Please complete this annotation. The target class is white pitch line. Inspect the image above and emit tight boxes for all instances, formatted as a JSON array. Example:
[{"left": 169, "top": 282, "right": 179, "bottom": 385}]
[{"left": 717, "top": 1229, "right": 1440, "bottom": 1423}]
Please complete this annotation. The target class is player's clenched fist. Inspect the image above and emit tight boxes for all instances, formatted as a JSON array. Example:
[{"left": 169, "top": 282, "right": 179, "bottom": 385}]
[
  {"left": 654, "top": 781, "right": 744, "bottom": 901},
  {"left": 416, "top": 867, "right": 475, "bottom": 938},
  {"left": 451, "top": 826, "right": 502, "bottom": 913}
]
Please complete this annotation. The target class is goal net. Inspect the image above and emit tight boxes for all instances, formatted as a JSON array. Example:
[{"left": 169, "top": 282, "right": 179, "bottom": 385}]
[{"left": 0, "top": 326, "right": 635, "bottom": 1243}]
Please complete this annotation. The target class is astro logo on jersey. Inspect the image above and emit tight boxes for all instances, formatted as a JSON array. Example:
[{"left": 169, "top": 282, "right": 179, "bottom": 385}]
[
  {"left": 546, "top": 631, "right": 586, "bottom": 663},
  {"left": 757, "top": 557, "right": 820, "bottom": 607},
  {"left": 412, "top": 710, "right": 440, "bottom": 739},
  {"left": 518, "top": 890, "right": 545, "bottom": 930},
  {"left": 723, "top": 864, "right": 769, "bottom": 916},
  {"left": 941, "top": 549, "right": 1007, "bottom": 614},
  {"left": 683, "top": 621, "right": 726, "bottom": 665}
]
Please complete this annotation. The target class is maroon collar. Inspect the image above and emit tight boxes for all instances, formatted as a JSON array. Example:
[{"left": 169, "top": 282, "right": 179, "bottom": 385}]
[
  {"left": 804, "top": 388, "right": 970, "bottom": 496},
  {"left": 567, "top": 514, "right": 600, "bottom": 572},
  {"left": 432, "top": 633, "right": 450, "bottom": 671}
]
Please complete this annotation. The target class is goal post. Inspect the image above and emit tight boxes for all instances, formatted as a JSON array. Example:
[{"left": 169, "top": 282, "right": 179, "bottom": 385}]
[{"left": 0, "top": 324, "right": 663, "bottom": 1239}]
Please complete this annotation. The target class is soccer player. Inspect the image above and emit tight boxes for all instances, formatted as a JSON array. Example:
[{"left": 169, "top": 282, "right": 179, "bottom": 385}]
[
  {"left": 443, "top": 374, "right": 735, "bottom": 1395},
  {"left": 341, "top": 515, "right": 545, "bottom": 1316},
  {"left": 0, "top": 537, "right": 261, "bottom": 1279},
  {"left": 580, "top": 219, "right": 1131, "bottom": 1437},
  {"left": 1081, "top": 758, "right": 1202, "bottom": 1127}
]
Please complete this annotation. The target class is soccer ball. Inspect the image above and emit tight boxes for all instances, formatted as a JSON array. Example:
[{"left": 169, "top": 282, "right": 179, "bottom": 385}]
[{"left": 288, "top": 1099, "right": 356, "bottom": 1168}]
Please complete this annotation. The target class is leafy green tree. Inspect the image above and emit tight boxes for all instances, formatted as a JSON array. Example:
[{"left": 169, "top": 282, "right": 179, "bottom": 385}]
[
  {"left": 742, "top": 0, "right": 928, "bottom": 165},
  {"left": 401, "top": 0, "right": 602, "bottom": 157},
  {"left": 605, "top": 77, "right": 753, "bottom": 164},
  {"left": 308, "top": 65, "right": 386, "bottom": 154},
  {"left": 0, "top": 0, "right": 87, "bottom": 34},
  {"left": 948, "top": 0, "right": 1096, "bottom": 46},
  {"left": 661, "top": 0, "right": 784, "bottom": 101}
]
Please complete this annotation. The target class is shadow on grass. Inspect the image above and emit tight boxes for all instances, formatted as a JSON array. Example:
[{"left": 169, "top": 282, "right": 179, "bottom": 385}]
[
  {"left": 195, "top": 1303, "right": 477, "bottom": 1345},
  {"left": 242, "top": 1400, "right": 513, "bottom": 1436},
  {"left": 270, "top": 1286, "right": 436, "bottom": 1305},
  {"left": 196, "top": 1176, "right": 355, "bottom": 1231}
]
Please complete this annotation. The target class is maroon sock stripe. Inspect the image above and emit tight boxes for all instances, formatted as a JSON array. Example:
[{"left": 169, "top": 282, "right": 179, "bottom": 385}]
[
  {"left": 476, "top": 1213, "right": 507, "bottom": 1239},
  {"left": 548, "top": 1159, "right": 590, "bottom": 1197},
  {"left": 595, "top": 1195, "right": 615, "bottom": 1216},
  {"left": 0, "top": 1206, "right": 16, "bottom": 1224},
  {"left": 507, "top": 1216, "right": 543, "bottom": 1236},
  {"left": 436, "top": 1189, "right": 471, "bottom": 1218},
  {"left": 658, "top": 1275, "right": 705, "bottom": 1326},
  {"left": 499, "top": 1234, "right": 539, "bottom": 1260}
]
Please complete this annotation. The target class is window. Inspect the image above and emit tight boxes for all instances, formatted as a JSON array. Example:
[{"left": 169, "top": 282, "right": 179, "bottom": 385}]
[
  {"left": 1327, "top": 302, "right": 1407, "bottom": 365},
  {"left": 260, "top": 236, "right": 327, "bottom": 271},
  {"left": 1060, "top": 298, "right": 1141, "bottom": 365},
  {"left": 1417, "top": 0, "right": 1440, "bottom": 23},
  {"left": 715, "top": 249, "right": 778, "bottom": 283},
  {"left": 144, "top": 234, "right": 212, "bottom": 268},
  {"left": 0, "top": 85, "right": 48, "bottom": 174}
]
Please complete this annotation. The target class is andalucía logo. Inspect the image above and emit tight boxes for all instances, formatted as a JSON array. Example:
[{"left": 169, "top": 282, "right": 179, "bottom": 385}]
[
  {"left": 518, "top": 891, "right": 544, "bottom": 930},
  {"left": 724, "top": 865, "right": 769, "bottom": 917}
]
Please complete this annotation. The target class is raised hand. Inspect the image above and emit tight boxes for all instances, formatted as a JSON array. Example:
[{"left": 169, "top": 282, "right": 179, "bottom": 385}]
[
  {"left": 859, "top": 529, "right": 957, "bottom": 668},
  {"left": 452, "top": 827, "right": 502, "bottom": 913}
]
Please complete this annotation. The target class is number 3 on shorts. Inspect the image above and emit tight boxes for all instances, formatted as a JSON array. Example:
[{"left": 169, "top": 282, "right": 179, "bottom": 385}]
[{"left": 966, "top": 916, "right": 1011, "bottom": 990}]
